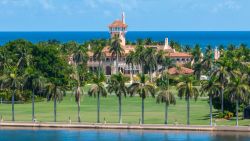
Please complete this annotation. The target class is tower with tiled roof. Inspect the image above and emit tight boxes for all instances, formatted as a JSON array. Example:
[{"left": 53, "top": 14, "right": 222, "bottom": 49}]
[{"left": 109, "top": 12, "right": 127, "bottom": 46}]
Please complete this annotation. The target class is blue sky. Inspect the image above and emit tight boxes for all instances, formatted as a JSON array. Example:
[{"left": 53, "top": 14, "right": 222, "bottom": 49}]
[{"left": 0, "top": 0, "right": 250, "bottom": 31}]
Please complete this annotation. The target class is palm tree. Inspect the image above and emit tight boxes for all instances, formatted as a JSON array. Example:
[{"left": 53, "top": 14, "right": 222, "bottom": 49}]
[
  {"left": 126, "top": 51, "right": 135, "bottom": 83},
  {"left": 202, "top": 45, "right": 214, "bottom": 75},
  {"left": 72, "top": 44, "right": 88, "bottom": 122},
  {"left": 156, "top": 75, "right": 176, "bottom": 124},
  {"left": 46, "top": 83, "right": 65, "bottom": 122},
  {"left": 134, "top": 45, "right": 145, "bottom": 74},
  {"left": 201, "top": 76, "right": 220, "bottom": 126},
  {"left": 110, "top": 35, "right": 124, "bottom": 74},
  {"left": 129, "top": 74, "right": 155, "bottom": 124},
  {"left": 0, "top": 66, "right": 21, "bottom": 122},
  {"left": 107, "top": 73, "right": 129, "bottom": 123},
  {"left": 191, "top": 44, "right": 202, "bottom": 63},
  {"left": 225, "top": 74, "right": 249, "bottom": 126},
  {"left": 212, "top": 58, "right": 232, "bottom": 113},
  {"left": 144, "top": 47, "right": 157, "bottom": 82},
  {"left": 88, "top": 74, "right": 108, "bottom": 123},
  {"left": 177, "top": 75, "right": 199, "bottom": 125},
  {"left": 92, "top": 43, "right": 105, "bottom": 77},
  {"left": 23, "top": 67, "right": 46, "bottom": 122}
]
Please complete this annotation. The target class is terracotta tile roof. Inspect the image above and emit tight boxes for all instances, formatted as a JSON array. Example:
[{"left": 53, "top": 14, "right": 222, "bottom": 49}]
[
  {"left": 109, "top": 20, "right": 128, "bottom": 28},
  {"left": 169, "top": 52, "right": 192, "bottom": 58},
  {"left": 168, "top": 67, "right": 194, "bottom": 75}
]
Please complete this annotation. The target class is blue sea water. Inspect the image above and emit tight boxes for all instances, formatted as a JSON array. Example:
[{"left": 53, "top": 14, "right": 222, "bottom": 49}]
[
  {"left": 0, "top": 31, "right": 250, "bottom": 48},
  {"left": 0, "top": 128, "right": 250, "bottom": 141}
]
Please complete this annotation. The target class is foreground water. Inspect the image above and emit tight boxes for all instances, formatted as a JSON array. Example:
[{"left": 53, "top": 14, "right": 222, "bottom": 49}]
[
  {"left": 0, "top": 128, "right": 249, "bottom": 141},
  {"left": 0, "top": 31, "right": 250, "bottom": 48}
]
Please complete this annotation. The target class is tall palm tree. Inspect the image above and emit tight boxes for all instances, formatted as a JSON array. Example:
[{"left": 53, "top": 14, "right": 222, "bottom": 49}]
[
  {"left": 212, "top": 58, "right": 232, "bottom": 113},
  {"left": 129, "top": 74, "right": 155, "bottom": 124},
  {"left": 201, "top": 76, "right": 220, "bottom": 126},
  {"left": 107, "top": 73, "right": 129, "bottom": 123},
  {"left": 144, "top": 48, "right": 157, "bottom": 82},
  {"left": 23, "top": 67, "right": 46, "bottom": 122},
  {"left": 126, "top": 51, "right": 135, "bottom": 82},
  {"left": 191, "top": 44, "right": 202, "bottom": 63},
  {"left": 88, "top": 74, "right": 107, "bottom": 123},
  {"left": 72, "top": 44, "right": 88, "bottom": 122},
  {"left": 134, "top": 45, "right": 145, "bottom": 74},
  {"left": 0, "top": 66, "right": 21, "bottom": 122},
  {"left": 92, "top": 43, "right": 105, "bottom": 77},
  {"left": 46, "top": 83, "right": 65, "bottom": 122},
  {"left": 156, "top": 75, "right": 176, "bottom": 124},
  {"left": 109, "top": 35, "right": 124, "bottom": 74},
  {"left": 177, "top": 75, "right": 199, "bottom": 125},
  {"left": 225, "top": 74, "right": 249, "bottom": 126},
  {"left": 202, "top": 45, "right": 214, "bottom": 75}
]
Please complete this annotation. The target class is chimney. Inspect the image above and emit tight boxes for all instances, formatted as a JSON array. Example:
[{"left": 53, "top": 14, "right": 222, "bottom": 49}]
[
  {"left": 164, "top": 37, "right": 169, "bottom": 49},
  {"left": 122, "top": 12, "right": 125, "bottom": 24}
]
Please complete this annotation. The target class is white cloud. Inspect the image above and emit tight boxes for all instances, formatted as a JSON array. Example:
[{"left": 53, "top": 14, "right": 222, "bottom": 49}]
[
  {"left": 39, "top": 0, "right": 54, "bottom": 10},
  {"left": 212, "top": 0, "right": 241, "bottom": 13}
]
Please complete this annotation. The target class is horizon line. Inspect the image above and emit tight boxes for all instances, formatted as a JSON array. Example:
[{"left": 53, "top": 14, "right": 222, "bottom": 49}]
[{"left": 0, "top": 30, "right": 250, "bottom": 32}]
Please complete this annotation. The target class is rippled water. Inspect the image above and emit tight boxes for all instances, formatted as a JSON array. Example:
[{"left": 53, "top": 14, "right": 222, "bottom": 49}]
[{"left": 0, "top": 128, "right": 249, "bottom": 141}]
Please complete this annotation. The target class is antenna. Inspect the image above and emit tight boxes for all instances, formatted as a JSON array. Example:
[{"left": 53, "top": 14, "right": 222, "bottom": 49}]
[{"left": 122, "top": 12, "right": 125, "bottom": 24}]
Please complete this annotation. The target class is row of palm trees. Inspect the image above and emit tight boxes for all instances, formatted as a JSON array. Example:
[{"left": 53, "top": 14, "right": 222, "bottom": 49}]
[{"left": 0, "top": 38, "right": 249, "bottom": 127}]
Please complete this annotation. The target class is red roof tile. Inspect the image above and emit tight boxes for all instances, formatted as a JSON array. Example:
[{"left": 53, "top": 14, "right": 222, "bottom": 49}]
[
  {"left": 109, "top": 20, "right": 128, "bottom": 28},
  {"left": 168, "top": 67, "right": 194, "bottom": 75},
  {"left": 169, "top": 52, "right": 192, "bottom": 58}
]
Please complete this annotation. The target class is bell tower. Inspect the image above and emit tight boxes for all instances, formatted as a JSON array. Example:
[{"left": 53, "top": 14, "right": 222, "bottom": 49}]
[{"left": 109, "top": 12, "right": 128, "bottom": 46}]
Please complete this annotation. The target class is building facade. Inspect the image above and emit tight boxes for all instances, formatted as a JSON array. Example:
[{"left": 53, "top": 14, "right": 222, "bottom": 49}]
[{"left": 87, "top": 13, "right": 193, "bottom": 76}]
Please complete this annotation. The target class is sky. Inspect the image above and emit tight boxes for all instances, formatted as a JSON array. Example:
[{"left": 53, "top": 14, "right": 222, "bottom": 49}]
[{"left": 0, "top": 0, "right": 250, "bottom": 31}]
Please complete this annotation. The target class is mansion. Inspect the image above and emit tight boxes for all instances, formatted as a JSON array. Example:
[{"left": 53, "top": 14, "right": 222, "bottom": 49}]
[{"left": 87, "top": 13, "right": 193, "bottom": 76}]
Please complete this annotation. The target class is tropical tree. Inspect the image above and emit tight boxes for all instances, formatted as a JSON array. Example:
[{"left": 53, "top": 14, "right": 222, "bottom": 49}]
[
  {"left": 225, "top": 74, "right": 249, "bottom": 126},
  {"left": 72, "top": 44, "right": 88, "bottom": 122},
  {"left": 144, "top": 47, "right": 157, "bottom": 82},
  {"left": 110, "top": 35, "right": 124, "bottom": 74},
  {"left": 191, "top": 44, "right": 202, "bottom": 63},
  {"left": 156, "top": 74, "right": 176, "bottom": 124},
  {"left": 0, "top": 65, "right": 22, "bottom": 121},
  {"left": 107, "top": 73, "right": 129, "bottom": 123},
  {"left": 212, "top": 58, "right": 232, "bottom": 113},
  {"left": 129, "top": 74, "right": 155, "bottom": 124},
  {"left": 126, "top": 51, "right": 135, "bottom": 82},
  {"left": 88, "top": 73, "right": 107, "bottom": 123},
  {"left": 23, "top": 67, "right": 46, "bottom": 122},
  {"left": 177, "top": 75, "right": 199, "bottom": 125},
  {"left": 201, "top": 76, "right": 220, "bottom": 126},
  {"left": 92, "top": 43, "right": 105, "bottom": 77},
  {"left": 32, "top": 43, "right": 69, "bottom": 122},
  {"left": 46, "top": 83, "right": 65, "bottom": 122},
  {"left": 202, "top": 45, "right": 214, "bottom": 75}
]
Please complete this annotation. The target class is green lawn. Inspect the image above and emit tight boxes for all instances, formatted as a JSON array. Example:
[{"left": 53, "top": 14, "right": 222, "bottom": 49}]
[{"left": 0, "top": 86, "right": 249, "bottom": 126}]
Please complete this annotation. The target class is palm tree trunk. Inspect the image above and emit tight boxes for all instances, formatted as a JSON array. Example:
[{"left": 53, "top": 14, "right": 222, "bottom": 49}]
[
  {"left": 221, "top": 88, "right": 224, "bottom": 113},
  {"left": 187, "top": 97, "right": 190, "bottom": 125},
  {"left": 118, "top": 95, "right": 122, "bottom": 124},
  {"left": 97, "top": 92, "right": 100, "bottom": 123},
  {"left": 32, "top": 89, "right": 35, "bottom": 122},
  {"left": 54, "top": 95, "right": 57, "bottom": 122},
  {"left": 98, "top": 60, "right": 101, "bottom": 78},
  {"left": 236, "top": 99, "right": 239, "bottom": 127},
  {"left": 129, "top": 64, "right": 132, "bottom": 83},
  {"left": 77, "top": 101, "right": 80, "bottom": 122},
  {"left": 141, "top": 97, "right": 144, "bottom": 124},
  {"left": 165, "top": 103, "right": 168, "bottom": 125},
  {"left": 131, "top": 63, "right": 134, "bottom": 83},
  {"left": 11, "top": 90, "right": 15, "bottom": 122},
  {"left": 150, "top": 68, "right": 153, "bottom": 82},
  {"left": 209, "top": 95, "right": 213, "bottom": 126},
  {"left": 116, "top": 54, "right": 119, "bottom": 74}
]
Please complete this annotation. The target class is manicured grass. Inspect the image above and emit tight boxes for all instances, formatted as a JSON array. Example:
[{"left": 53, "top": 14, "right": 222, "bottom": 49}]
[{"left": 0, "top": 86, "right": 249, "bottom": 126}]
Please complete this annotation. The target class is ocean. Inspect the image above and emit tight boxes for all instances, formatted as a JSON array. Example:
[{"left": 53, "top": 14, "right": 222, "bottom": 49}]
[{"left": 0, "top": 31, "right": 250, "bottom": 48}]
